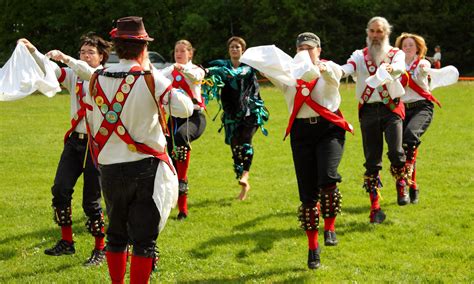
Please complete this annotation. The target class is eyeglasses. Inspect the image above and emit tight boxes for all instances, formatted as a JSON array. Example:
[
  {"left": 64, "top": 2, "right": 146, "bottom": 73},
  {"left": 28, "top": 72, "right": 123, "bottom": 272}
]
[{"left": 79, "top": 50, "right": 98, "bottom": 56}]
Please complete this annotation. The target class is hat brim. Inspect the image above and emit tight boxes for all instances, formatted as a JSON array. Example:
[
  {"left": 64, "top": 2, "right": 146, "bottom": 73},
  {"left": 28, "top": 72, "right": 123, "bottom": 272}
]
[
  {"left": 297, "top": 40, "right": 318, "bottom": 48},
  {"left": 112, "top": 35, "right": 154, "bottom": 42}
]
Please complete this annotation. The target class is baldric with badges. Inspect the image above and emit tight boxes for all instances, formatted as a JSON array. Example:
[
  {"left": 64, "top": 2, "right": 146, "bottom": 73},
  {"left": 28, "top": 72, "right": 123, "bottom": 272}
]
[
  {"left": 87, "top": 66, "right": 174, "bottom": 172},
  {"left": 400, "top": 59, "right": 441, "bottom": 108},
  {"left": 359, "top": 47, "right": 405, "bottom": 119}
]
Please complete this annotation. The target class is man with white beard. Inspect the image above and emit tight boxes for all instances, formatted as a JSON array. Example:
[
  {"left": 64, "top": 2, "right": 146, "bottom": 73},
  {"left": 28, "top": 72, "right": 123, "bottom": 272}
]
[{"left": 341, "top": 16, "right": 408, "bottom": 224}]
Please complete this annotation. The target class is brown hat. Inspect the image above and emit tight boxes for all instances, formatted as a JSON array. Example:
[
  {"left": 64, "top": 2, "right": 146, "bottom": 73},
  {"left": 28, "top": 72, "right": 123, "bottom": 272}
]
[{"left": 110, "top": 16, "right": 153, "bottom": 42}]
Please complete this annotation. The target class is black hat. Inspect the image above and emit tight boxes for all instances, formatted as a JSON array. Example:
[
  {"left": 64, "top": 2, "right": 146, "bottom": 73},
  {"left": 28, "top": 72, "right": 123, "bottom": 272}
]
[{"left": 296, "top": 32, "right": 320, "bottom": 48}]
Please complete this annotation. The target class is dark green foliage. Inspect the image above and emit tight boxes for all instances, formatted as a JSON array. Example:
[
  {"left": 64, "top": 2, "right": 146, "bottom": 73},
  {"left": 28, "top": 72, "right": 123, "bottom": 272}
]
[{"left": 0, "top": 0, "right": 472, "bottom": 73}]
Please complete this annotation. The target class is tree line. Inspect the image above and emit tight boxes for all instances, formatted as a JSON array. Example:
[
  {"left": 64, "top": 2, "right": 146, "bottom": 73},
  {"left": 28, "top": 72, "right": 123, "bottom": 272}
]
[{"left": 1, "top": 0, "right": 472, "bottom": 75}]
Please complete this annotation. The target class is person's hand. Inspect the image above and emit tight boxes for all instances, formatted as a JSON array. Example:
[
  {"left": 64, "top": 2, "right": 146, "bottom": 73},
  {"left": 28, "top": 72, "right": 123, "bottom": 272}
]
[
  {"left": 17, "top": 38, "right": 36, "bottom": 53},
  {"left": 385, "top": 64, "right": 393, "bottom": 73},
  {"left": 174, "top": 63, "right": 184, "bottom": 72},
  {"left": 317, "top": 62, "right": 327, "bottom": 73},
  {"left": 46, "top": 50, "right": 70, "bottom": 64}
]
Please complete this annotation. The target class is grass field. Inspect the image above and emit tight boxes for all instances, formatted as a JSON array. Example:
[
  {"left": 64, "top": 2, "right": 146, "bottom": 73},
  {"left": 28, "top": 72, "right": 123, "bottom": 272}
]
[{"left": 0, "top": 82, "right": 473, "bottom": 283}]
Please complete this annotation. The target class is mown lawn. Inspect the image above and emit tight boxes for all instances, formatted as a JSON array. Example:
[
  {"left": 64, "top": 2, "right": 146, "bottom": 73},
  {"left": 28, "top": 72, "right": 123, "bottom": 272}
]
[{"left": 0, "top": 82, "right": 472, "bottom": 283}]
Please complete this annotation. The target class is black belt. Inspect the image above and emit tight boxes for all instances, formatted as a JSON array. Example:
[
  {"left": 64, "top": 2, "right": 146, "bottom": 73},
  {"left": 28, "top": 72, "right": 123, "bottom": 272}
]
[
  {"left": 296, "top": 116, "right": 322, "bottom": 124},
  {"left": 404, "top": 100, "right": 427, "bottom": 109},
  {"left": 70, "top": 132, "right": 87, "bottom": 140},
  {"left": 363, "top": 102, "right": 385, "bottom": 108}
]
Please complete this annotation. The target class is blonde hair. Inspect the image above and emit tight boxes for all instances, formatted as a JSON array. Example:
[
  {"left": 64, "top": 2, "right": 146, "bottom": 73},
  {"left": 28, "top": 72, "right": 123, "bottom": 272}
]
[
  {"left": 227, "top": 36, "right": 246, "bottom": 51},
  {"left": 175, "top": 39, "right": 195, "bottom": 60},
  {"left": 395, "top": 33, "right": 428, "bottom": 59}
]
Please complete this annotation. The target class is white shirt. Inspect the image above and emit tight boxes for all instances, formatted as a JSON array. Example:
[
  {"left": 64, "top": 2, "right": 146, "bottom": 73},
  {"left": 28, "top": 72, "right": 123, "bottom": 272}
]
[
  {"left": 267, "top": 60, "right": 343, "bottom": 118},
  {"left": 341, "top": 47, "right": 406, "bottom": 103},
  {"left": 401, "top": 58, "right": 430, "bottom": 103},
  {"left": 160, "top": 61, "right": 205, "bottom": 109},
  {"left": 32, "top": 50, "right": 98, "bottom": 134},
  {"left": 86, "top": 59, "right": 194, "bottom": 165},
  {"left": 433, "top": 52, "right": 441, "bottom": 62}
]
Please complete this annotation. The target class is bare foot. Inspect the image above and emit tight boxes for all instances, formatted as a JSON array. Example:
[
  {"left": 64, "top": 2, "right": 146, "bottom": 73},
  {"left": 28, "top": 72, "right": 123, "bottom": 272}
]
[{"left": 237, "top": 171, "right": 250, "bottom": 200}]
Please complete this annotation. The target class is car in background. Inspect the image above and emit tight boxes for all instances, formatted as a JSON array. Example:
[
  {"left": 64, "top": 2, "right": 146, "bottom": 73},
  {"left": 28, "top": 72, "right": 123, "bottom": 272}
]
[{"left": 105, "top": 51, "right": 172, "bottom": 69}]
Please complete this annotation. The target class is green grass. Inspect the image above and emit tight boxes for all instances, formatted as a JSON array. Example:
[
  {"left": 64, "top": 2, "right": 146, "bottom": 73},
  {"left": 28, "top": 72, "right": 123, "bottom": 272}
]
[{"left": 0, "top": 82, "right": 473, "bottom": 283}]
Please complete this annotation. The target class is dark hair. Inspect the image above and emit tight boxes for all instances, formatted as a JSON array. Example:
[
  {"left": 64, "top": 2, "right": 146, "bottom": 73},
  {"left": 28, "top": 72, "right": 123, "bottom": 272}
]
[
  {"left": 113, "top": 39, "right": 147, "bottom": 60},
  {"left": 79, "top": 32, "right": 112, "bottom": 65}
]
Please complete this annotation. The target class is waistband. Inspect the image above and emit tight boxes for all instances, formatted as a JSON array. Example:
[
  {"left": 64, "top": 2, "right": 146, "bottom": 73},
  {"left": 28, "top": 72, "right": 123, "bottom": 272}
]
[
  {"left": 99, "top": 157, "right": 159, "bottom": 171},
  {"left": 404, "top": 100, "right": 428, "bottom": 109},
  {"left": 296, "top": 116, "right": 322, "bottom": 124},
  {"left": 363, "top": 102, "right": 385, "bottom": 108},
  {"left": 70, "top": 132, "right": 87, "bottom": 140}
]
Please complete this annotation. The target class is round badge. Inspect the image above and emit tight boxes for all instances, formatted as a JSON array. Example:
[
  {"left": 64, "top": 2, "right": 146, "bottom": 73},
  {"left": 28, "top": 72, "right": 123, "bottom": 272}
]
[
  {"left": 75, "top": 85, "right": 80, "bottom": 94},
  {"left": 117, "top": 125, "right": 125, "bottom": 136},
  {"left": 125, "top": 75, "right": 135, "bottom": 84},
  {"left": 369, "top": 66, "right": 376, "bottom": 73},
  {"left": 121, "top": 84, "right": 131, "bottom": 94},
  {"left": 100, "top": 104, "right": 109, "bottom": 114},
  {"left": 113, "top": 102, "right": 123, "bottom": 113},
  {"left": 175, "top": 75, "right": 182, "bottom": 82},
  {"left": 301, "top": 88, "right": 310, "bottom": 96},
  {"left": 105, "top": 111, "right": 118, "bottom": 124},
  {"left": 116, "top": 92, "right": 124, "bottom": 102},
  {"left": 377, "top": 86, "right": 384, "bottom": 93},
  {"left": 73, "top": 113, "right": 78, "bottom": 121},
  {"left": 382, "top": 90, "right": 389, "bottom": 97},
  {"left": 127, "top": 144, "right": 137, "bottom": 152},
  {"left": 99, "top": 127, "right": 108, "bottom": 136},
  {"left": 364, "top": 55, "right": 369, "bottom": 61},
  {"left": 367, "top": 60, "right": 372, "bottom": 65},
  {"left": 363, "top": 95, "right": 369, "bottom": 102},
  {"left": 95, "top": 96, "right": 104, "bottom": 106},
  {"left": 389, "top": 103, "right": 396, "bottom": 110},
  {"left": 388, "top": 51, "right": 394, "bottom": 57},
  {"left": 366, "top": 89, "right": 371, "bottom": 95},
  {"left": 383, "top": 97, "right": 389, "bottom": 104}
]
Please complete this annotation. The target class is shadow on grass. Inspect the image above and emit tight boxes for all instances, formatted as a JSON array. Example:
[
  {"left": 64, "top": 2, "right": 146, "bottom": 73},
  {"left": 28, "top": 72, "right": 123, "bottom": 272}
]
[
  {"left": 191, "top": 197, "right": 234, "bottom": 209},
  {"left": 232, "top": 211, "right": 294, "bottom": 231},
  {"left": 0, "top": 263, "right": 76, "bottom": 282},
  {"left": 177, "top": 266, "right": 310, "bottom": 283},
  {"left": 189, "top": 227, "right": 300, "bottom": 260}
]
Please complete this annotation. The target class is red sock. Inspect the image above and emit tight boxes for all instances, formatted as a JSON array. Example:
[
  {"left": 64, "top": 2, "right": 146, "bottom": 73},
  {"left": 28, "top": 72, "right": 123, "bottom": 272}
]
[
  {"left": 95, "top": 236, "right": 105, "bottom": 251},
  {"left": 106, "top": 251, "right": 127, "bottom": 284},
  {"left": 61, "top": 226, "right": 73, "bottom": 243},
  {"left": 130, "top": 255, "right": 153, "bottom": 284},
  {"left": 370, "top": 192, "right": 380, "bottom": 210},
  {"left": 305, "top": 230, "right": 319, "bottom": 250},
  {"left": 176, "top": 151, "right": 191, "bottom": 181},
  {"left": 178, "top": 194, "right": 188, "bottom": 215},
  {"left": 324, "top": 217, "right": 336, "bottom": 232}
]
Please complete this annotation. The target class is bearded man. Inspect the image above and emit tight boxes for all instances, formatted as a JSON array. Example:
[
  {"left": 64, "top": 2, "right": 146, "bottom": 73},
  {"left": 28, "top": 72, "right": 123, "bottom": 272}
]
[{"left": 341, "top": 16, "right": 408, "bottom": 224}]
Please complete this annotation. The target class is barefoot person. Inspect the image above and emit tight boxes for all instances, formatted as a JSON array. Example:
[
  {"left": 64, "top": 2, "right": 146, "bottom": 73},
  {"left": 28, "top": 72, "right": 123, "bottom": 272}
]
[
  {"left": 19, "top": 34, "right": 111, "bottom": 266},
  {"left": 160, "top": 40, "right": 206, "bottom": 220},
  {"left": 206, "top": 36, "right": 269, "bottom": 200}
]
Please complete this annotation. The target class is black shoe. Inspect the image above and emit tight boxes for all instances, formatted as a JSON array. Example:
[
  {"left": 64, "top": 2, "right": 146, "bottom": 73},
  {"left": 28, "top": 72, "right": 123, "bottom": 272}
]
[
  {"left": 84, "top": 249, "right": 106, "bottom": 266},
  {"left": 370, "top": 208, "right": 386, "bottom": 224},
  {"left": 44, "top": 240, "right": 75, "bottom": 256},
  {"left": 324, "top": 231, "right": 338, "bottom": 246},
  {"left": 409, "top": 187, "right": 419, "bottom": 204},
  {"left": 177, "top": 212, "right": 187, "bottom": 220},
  {"left": 307, "top": 246, "right": 321, "bottom": 269},
  {"left": 396, "top": 179, "right": 410, "bottom": 206}
]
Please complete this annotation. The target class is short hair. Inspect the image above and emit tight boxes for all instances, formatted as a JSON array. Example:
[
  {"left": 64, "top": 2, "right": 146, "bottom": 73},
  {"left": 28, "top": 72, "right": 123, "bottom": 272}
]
[
  {"left": 175, "top": 39, "right": 195, "bottom": 60},
  {"left": 79, "top": 32, "right": 112, "bottom": 65},
  {"left": 113, "top": 39, "right": 147, "bottom": 60},
  {"left": 394, "top": 33, "right": 428, "bottom": 59},
  {"left": 366, "top": 16, "right": 392, "bottom": 35},
  {"left": 227, "top": 36, "right": 246, "bottom": 51}
]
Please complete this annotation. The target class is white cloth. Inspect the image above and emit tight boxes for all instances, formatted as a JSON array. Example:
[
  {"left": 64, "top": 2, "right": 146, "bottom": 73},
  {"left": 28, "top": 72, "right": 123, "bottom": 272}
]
[
  {"left": 0, "top": 42, "right": 60, "bottom": 101},
  {"left": 427, "top": 65, "right": 459, "bottom": 91},
  {"left": 241, "top": 45, "right": 342, "bottom": 118},
  {"left": 85, "top": 59, "right": 194, "bottom": 231},
  {"left": 160, "top": 61, "right": 205, "bottom": 109},
  {"left": 341, "top": 48, "right": 406, "bottom": 103}
]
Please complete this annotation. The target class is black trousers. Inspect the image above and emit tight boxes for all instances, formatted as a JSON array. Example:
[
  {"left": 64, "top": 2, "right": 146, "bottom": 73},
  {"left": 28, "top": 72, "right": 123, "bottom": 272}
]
[
  {"left": 359, "top": 103, "right": 406, "bottom": 175},
  {"left": 403, "top": 100, "right": 434, "bottom": 148},
  {"left": 290, "top": 118, "right": 345, "bottom": 204},
  {"left": 51, "top": 133, "right": 102, "bottom": 219},
  {"left": 167, "top": 109, "right": 207, "bottom": 149},
  {"left": 99, "top": 158, "right": 160, "bottom": 257},
  {"left": 231, "top": 121, "right": 258, "bottom": 172}
]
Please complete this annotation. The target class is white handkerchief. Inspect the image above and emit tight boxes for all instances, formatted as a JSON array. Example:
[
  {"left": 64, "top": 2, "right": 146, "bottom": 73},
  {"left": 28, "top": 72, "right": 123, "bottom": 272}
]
[
  {"left": 427, "top": 66, "right": 459, "bottom": 91},
  {"left": 365, "top": 63, "right": 393, "bottom": 88}
]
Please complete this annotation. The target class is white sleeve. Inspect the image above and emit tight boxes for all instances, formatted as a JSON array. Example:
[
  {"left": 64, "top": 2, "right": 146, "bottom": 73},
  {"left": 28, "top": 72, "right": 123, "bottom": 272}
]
[
  {"left": 182, "top": 64, "right": 205, "bottom": 82},
  {"left": 340, "top": 50, "right": 358, "bottom": 78},
  {"left": 32, "top": 49, "right": 61, "bottom": 77},
  {"left": 321, "top": 61, "right": 342, "bottom": 87},
  {"left": 65, "top": 57, "right": 95, "bottom": 81},
  {"left": 390, "top": 51, "right": 406, "bottom": 78},
  {"left": 154, "top": 71, "right": 193, "bottom": 118}
]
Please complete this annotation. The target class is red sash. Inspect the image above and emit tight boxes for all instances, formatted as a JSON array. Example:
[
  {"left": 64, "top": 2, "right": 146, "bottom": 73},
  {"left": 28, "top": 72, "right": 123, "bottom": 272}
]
[
  {"left": 63, "top": 79, "right": 86, "bottom": 143},
  {"left": 284, "top": 78, "right": 354, "bottom": 140},
  {"left": 171, "top": 69, "right": 205, "bottom": 108},
  {"left": 359, "top": 47, "right": 405, "bottom": 119},
  {"left": 400, "top": 59, "right": 441, "bottom": 107},
  {"left": 88, "top": 66, "right": 174, "bottom": 172}
]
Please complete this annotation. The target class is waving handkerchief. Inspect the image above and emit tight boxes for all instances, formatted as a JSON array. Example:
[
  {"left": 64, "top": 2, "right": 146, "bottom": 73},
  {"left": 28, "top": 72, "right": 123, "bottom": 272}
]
[
  {"left": 427, "top": 66, "right": 459, "bottom": 91},
  {"left": 0, "top": 42, "right": 60, "bottom": 101},
  {"left": 365, "top": 63, "right": 393, "bottom": 88}
]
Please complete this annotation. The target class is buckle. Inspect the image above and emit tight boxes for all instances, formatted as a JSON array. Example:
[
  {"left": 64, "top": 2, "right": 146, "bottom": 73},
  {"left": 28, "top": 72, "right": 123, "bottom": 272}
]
[
  {"left": 78, "top": 133, "right": 85, "bottom": 139},
  {"left": 309, "top": 117, "right": 318, "bottom": 124}
]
